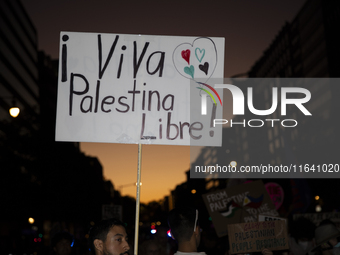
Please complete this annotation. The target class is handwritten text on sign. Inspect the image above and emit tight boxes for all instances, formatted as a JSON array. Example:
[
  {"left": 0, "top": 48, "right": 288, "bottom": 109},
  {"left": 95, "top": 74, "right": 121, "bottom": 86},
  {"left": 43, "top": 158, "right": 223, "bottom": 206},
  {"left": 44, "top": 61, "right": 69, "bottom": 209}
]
[
  {"left": 55, "top": 32, "right": 224, "bottom": 145},
  {"left": 227, "top": 221, "right": 289, "bottom": 254},
  {"left": 202, "top": 180, "right": 278, "bottom": 238}
]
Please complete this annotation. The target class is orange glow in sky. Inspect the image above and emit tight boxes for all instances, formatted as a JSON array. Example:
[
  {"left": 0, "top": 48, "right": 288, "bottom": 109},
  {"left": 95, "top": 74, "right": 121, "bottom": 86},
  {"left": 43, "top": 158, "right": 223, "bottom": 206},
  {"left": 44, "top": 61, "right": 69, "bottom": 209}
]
[{"left": 80, "top": 143, "right": 198, "bottom": 203}]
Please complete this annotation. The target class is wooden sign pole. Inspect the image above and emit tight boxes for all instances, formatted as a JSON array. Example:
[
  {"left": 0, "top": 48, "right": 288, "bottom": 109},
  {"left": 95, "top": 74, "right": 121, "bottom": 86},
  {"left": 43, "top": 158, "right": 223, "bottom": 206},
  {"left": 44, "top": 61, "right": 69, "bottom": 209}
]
[{"left": 134, "top": 144, "right": 142, "bottom": 255}]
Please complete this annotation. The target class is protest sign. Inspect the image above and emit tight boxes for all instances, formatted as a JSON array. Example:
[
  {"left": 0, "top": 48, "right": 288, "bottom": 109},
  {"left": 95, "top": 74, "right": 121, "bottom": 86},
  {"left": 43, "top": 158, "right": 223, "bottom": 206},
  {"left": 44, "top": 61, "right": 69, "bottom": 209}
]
[
  {"left": 56, "top": 32, "right": 224, "bottom": 146},
  {"left": 258, "top": 214, "right": 287, "bottom": 224},
  {"left": 227, "top": 220, "right": 289, "bottom": 254},
  {"left": 265, "top": 182, "right": 284, "bottom": 210},
  {"left": 293, "top": 212, "right": 340, "bottom": 228},
  {"left": 202, "top": 180, "right": 278, "bottom": 237}
]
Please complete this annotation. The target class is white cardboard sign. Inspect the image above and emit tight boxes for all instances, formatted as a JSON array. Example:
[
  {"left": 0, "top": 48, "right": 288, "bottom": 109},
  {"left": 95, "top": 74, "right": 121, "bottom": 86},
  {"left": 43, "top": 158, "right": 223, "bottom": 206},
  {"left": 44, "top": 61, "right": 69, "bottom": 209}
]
[{"left": 55, "top": 32, "right": 224, "bottom": 145}]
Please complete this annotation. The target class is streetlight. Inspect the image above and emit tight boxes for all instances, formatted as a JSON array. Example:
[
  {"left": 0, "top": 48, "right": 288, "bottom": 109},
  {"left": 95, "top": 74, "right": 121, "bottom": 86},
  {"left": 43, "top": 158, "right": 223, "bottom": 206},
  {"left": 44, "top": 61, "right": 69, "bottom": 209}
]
[
  {"left": 9, "top": 105, "right": 20, "bottom": 118},
  {"left": 118, "top": 182, "right": 142, "bottom": 193},
  {"left": 0, "top": 97, "right": 20, "bottom": 118},
  {"left": 9, "top": 99, "right": 20, "bottom": 118}
]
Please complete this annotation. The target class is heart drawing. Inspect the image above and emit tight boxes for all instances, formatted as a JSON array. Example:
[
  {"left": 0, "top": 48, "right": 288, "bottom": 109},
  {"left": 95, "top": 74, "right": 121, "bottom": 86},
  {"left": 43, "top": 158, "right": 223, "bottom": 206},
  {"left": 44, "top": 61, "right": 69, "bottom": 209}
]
[
  {"left": 184, "top": 65, "right": 195, "bottom": 79},
  {"left": 199, "top": 62, "right": 209, "bottom": 75},
  {"left": 181, "top": 49, "right": 191, "bottom": 65},
  {"left": 195, "top": 48, "right": 205, "bottom": 63},
  {"left": 172, "top": 37, "right": 217, "bottom": 83},
  {"left": 172, "top": 37, "right": 222, "bottom": 108}
]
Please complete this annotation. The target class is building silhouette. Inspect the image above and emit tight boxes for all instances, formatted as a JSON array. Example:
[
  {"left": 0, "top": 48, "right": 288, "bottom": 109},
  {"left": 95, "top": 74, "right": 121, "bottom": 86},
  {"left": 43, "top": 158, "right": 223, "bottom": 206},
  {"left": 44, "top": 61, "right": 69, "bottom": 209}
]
[
  {"left": 0, "top": 1, "right": 125, "bottom": 253},
  {"left": 249, "top": 0, "right": 340, "bottom": 78},
  {"left": 246, "top": 0, "right": 340, "bottom": 213},
  {"left": 189, "top": 0, "right": 340, "bottom": 217},
  {"left": 0, "top": 0, "right": 39, "bottom": 121},
  {"left": 245, "top": 0, "right": 340, "bottom": 171}
]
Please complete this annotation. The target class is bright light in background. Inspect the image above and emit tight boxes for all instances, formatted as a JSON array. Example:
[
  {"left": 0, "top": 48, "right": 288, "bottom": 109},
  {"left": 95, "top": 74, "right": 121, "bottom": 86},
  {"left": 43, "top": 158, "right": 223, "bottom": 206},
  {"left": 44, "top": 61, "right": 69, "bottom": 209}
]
[
  {"left": 28, "top": 217, "right": 35, "bottom": 224},
  {"left": 151, "top": 229, "right": 157, "bottom": 234},
  {"left": 230, "top": 161, "right": 237, "bottom": 167},
  {"left": 315, "top": 205, "right": 322, "bottom": 212},
  {"left": 9, "top": 107, "right": 20, "bottom": 118},
  {"left": 315, "top": 195, "right": 320, "bottom": 200},
  {"left": 191, "top": 189, "right": 196, "bottom": 194},
  {"left": 156, "top": 221, "right": 161, "bottom": 225},
  {"left": 167, "top": 230, "right": 172, "bottom": 237}
]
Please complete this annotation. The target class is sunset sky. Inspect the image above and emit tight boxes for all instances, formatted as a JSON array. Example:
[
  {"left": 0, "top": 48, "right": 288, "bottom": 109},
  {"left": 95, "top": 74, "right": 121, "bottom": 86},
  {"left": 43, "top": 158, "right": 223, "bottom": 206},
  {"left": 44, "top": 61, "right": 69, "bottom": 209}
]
[{"left": 22, "top": 0, "right": 306, "bottom": 203}]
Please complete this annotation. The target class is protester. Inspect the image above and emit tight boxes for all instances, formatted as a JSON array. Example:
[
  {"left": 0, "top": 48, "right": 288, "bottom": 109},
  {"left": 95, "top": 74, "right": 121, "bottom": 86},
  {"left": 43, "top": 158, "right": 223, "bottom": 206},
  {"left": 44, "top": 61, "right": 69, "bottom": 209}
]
[
  {"left": 51, "top": 231, "right": 73, "bottom": 255},
  {"left": 89, "top": 218, "right": 130, "bottom": 255},
  {"left": 200, "top": 228, "right": 227, "bottom": 255},
  {"left": 311, "top": 220, "right": 340, "bottom": 255},
  {"left": 154, "top": 226, "right": 176, "bottom": 255},
  {"left": 140, "top": 239, "right": 162, "bottom": 255},
  {"left": 289, "top": 217, "right": 316, "bottom": 255},
  {"left": 168, "top": 206, "right": 204, "bottom": 255}
]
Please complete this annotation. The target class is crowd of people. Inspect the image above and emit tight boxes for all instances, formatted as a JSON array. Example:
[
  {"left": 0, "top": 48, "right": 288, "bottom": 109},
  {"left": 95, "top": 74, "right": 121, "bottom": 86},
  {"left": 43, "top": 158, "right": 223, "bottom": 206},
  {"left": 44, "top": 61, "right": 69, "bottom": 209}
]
[{"left": 48, "top": 207, "right": 340, "bottom": 255}]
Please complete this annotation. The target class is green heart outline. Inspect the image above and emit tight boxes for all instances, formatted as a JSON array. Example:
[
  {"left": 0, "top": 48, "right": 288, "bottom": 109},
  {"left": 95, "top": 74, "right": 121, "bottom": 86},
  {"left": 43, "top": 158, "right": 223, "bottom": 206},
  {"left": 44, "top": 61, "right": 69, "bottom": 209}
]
[{"left": 195, "top": 48, "right": 205, "bottom": 63}]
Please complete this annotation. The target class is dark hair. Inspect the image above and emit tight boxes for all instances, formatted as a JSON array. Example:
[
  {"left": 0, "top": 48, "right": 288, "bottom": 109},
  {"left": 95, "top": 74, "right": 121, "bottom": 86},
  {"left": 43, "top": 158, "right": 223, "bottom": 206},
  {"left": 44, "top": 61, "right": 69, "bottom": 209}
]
[
  {"left": 52, "top": 231, "right": 73, "bottom": 247},
  {"left": 89, "top": 218, "right": 125, "bottom": 254},
  {"left": 168, "top": 207, "right": 197, "bottom": 243},
  {"left": 140, "top": 239, "right": 161, "bottom": 255},
  {"left": 291, "top": 217, "right": 315, "bottom": 241}
]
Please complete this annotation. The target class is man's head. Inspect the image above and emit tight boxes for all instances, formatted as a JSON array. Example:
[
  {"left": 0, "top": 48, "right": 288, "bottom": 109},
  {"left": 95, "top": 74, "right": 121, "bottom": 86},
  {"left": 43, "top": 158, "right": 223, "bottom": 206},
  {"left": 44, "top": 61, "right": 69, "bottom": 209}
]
[
  {"left": 52, "top": 231, "right": 73, "bottom": 255},
  {"left": 89, "top": 218, "right": 130, "bottom": 255},
  {"left": 167, "top": 207, "right": 200, "bottom": 246},
  {"left": 140, "top": 240, "right": 161, "bottom": 255},
  {"left": 154, "top": 226, "right": 169, "bottom": 246}
]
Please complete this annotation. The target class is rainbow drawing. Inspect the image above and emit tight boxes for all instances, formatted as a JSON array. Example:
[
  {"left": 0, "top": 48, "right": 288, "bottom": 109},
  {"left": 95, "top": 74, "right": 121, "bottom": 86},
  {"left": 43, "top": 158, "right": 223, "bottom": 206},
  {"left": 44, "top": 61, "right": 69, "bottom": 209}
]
[{"left": 196, "top": 82, "right": 223, "bottom": 106}]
